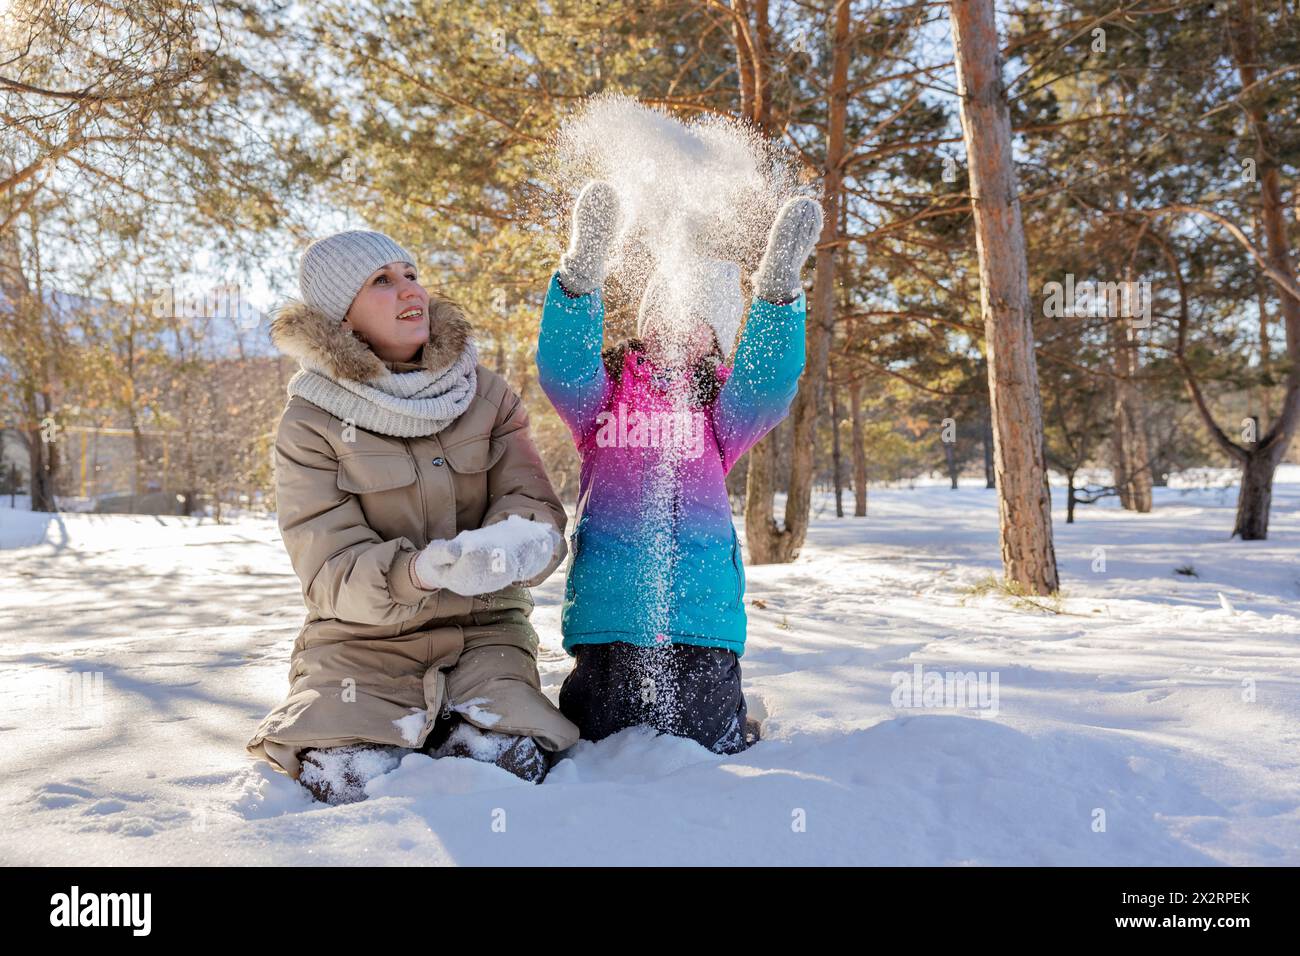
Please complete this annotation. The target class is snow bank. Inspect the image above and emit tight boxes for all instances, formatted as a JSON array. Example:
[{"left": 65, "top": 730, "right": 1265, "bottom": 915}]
[{"left": 0, "top": 474, "right": 1297, "bottom": 865}]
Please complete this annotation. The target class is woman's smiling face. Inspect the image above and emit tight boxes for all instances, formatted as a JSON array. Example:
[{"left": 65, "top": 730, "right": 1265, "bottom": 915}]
[{"left": 344, "top": 260, "right": 430, "bottom": 363}]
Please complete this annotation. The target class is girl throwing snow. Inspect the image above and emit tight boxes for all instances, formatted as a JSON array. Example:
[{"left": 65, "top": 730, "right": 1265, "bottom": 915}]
[{"left": 537, "top": 181, "right": 823, "bottom": 754}]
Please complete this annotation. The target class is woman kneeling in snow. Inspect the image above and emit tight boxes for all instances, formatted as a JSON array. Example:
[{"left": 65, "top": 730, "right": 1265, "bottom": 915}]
[
  {"left": 246, "top": 230, "right": 579, "bottom": 803},
  {"left": 537, "top": 182, "right": 823, "bottom": 754}
]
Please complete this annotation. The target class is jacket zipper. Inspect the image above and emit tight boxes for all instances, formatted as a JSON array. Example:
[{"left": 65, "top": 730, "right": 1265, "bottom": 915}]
[{"left": 439, "top": 670, "right": 453, "bottom": 721}]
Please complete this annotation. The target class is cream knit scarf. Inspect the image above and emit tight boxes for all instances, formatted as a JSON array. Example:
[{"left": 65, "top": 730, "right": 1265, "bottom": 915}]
[{"left": 288, "top": 342, "right": 479, "bottom": 438}]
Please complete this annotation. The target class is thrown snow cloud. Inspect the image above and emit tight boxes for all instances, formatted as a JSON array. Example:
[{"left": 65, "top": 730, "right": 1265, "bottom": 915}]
[{"left": 548, "top": 93, "right": 817, "bottom": 343}]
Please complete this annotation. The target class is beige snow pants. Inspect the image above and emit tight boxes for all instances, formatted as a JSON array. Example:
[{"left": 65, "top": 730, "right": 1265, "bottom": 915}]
[{"left": 246, "top": 608, "right": 580, "bottom": 780}]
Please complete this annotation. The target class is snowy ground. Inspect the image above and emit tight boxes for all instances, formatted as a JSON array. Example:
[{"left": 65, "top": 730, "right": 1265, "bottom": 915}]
[{"left": 1, "top": 469, "right": 1297, "bottom": 866}]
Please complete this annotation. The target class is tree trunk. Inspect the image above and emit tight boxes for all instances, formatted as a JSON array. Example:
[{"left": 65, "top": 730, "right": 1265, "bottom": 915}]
[
  {"left": 982, "top": 411, "right": 995, "bottom": 488},
  {"left": 1066, "top": 469, "right": 1077, "bottom": 524},
  {"left": 950, "top": 0, "right": 1058, "bottom": 593},
  {"left": 1111, "top": 401, "right": 1153, "bottom": 512},
  {"left": 26, "top": 424, "right": 56, "bottom": 512},
  {"left": 758, "top": 0, "right": 848, "bottom": 562},
  {"left": 131, "top": 419, "right": 144, "bottom": 499},
  {"left": 850, "top": 375, "right": 867, "bottom": 516},
  {"left": 1206, "top": 0, "right": 1300, "bottom": 539},
  {"left": 1233, "top": 449, "right": 1277, "bottom": 539},
  {"left": 1110, "top": 286, "right": 1152, "bottom": 511},
  {"left": 734, "top": 0, "right": 788, "bottom": 563},
  {"left": 743, "top": 436, "right": 782, "bottom": 562},
  {"left": 831, "top": 368, "right": 844, "bottom": 517}
]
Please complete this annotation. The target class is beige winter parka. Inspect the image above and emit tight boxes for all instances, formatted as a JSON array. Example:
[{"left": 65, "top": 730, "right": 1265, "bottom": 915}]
[{"left": 246, "top": 295, "right": 580, "bottom": 779}]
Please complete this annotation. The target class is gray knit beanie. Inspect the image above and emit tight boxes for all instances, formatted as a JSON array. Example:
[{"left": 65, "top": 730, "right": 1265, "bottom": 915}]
[{"left": 297, "top": 230, "right": 416, "bottom": 323}]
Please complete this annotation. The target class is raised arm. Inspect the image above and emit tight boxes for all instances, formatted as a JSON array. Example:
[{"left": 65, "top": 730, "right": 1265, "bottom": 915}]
[
  {"left": 711, "top": 196, "right": 824, "bottom": 473},
  {"left": 536, "top": 273, "right": 611, "bottom": 443},
  {"left": 535, "top": 180, "right": 621, "bottom": 444},
  {"left": 713, "top": 294, "right": 807, "bottom": 473}
]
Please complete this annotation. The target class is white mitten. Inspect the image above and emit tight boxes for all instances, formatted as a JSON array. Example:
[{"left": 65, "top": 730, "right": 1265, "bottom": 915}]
[
  {"left": 412, "top": 536, "right": 516, "bottom": 596},
  {"left": 515, "top": 522, "right": 563, "bottom": 581},
  {"left": 558, "top": 180, "right": 621, "bottom": 296},
  {"left": 412, "top": 517, "right": 562, "bottom": 595},
  {"left": 751, "top": 196, "right": 824, "bottom": 304}
]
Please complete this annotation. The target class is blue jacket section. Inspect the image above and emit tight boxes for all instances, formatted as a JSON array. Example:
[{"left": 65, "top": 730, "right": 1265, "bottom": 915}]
[{"left": 537, "top": 271, "right": 806, "bottom": 657}]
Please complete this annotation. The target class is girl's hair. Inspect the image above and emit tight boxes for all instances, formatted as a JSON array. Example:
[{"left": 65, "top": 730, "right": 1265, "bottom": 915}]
[{"left": 602, "top": 336, "right": 725, "bottom": 407}]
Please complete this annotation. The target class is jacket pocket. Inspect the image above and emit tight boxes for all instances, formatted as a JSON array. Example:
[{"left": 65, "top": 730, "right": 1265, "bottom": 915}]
[
  {"left": 441, "top": 437, "right": 507, "bottom": 530},
  {"left": 440, "top": 436, "right": 507, "bottom": 474},
  {"left": 336, "top": 452, "right": 417, "bottom": 493}
]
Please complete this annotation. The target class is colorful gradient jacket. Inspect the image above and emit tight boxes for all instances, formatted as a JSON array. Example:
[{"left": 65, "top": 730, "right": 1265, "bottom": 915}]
[{"left": 536, "top": 271, "right": 806, "bottom": 657}]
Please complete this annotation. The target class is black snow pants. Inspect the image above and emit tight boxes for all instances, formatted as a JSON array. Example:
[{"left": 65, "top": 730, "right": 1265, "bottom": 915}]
[{"left": 558, "top": 640, "right": 751, "bottom": 755}]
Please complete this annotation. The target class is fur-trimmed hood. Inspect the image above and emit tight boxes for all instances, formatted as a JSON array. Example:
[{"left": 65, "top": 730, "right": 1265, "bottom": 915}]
[{"left": 269, "top": 293, "right": 474, "bottom": 382}]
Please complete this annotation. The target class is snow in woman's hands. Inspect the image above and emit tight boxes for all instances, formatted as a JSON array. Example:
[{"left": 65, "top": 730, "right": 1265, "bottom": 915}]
[
  {"left": 456, "top": 515, "right": 558, "bottom": 579},
  {"left": 415, "top": 515, "right": 559, "bottom": 595}
]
